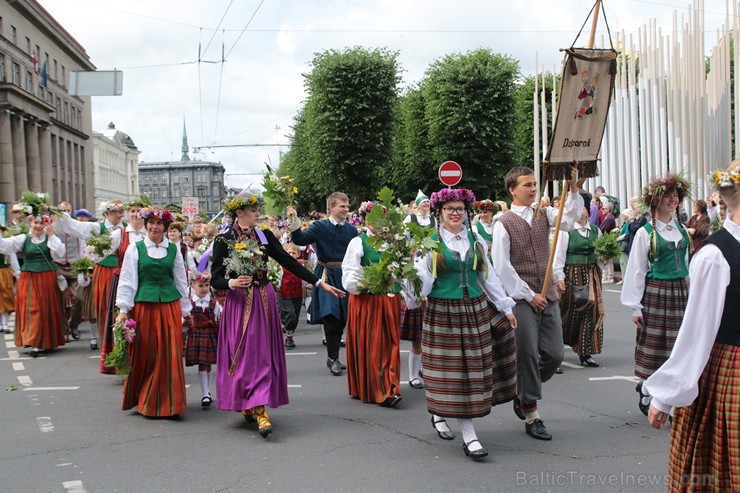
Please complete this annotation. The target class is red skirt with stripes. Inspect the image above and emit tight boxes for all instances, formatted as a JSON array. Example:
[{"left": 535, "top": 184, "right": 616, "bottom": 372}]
[
  {"left": 667, "top": 343, "right": 740, "bottom": 492},
  {"left": 346, "top": 293, "right": 401, "bottom": 404},
  {"left": 635, "top": 277, "right": 688, "bottom": 379},
  {"left": 422, "top": 294, "right": 516, "bottom": 419},
  {"left": 15, "top": 271, "right": 66, "bottom": 350},
  {"left": 122, "top": 301, "right": 186, "bottom": 417}
]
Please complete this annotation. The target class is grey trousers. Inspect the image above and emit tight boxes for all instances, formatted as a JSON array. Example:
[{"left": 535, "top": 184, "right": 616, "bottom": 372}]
[{"left": 513, "top": 300, "right": 564, "bottom": 404}]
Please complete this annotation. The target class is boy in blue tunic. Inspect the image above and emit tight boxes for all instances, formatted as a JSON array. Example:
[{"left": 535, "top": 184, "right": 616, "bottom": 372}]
[{"left": 287, "top": 192, "right": 357, "bottom": 375}]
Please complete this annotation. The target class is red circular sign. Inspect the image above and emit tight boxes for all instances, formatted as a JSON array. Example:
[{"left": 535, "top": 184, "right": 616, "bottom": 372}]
[{"left": 438, "top": 161, "right": 462, "bottom": 186}]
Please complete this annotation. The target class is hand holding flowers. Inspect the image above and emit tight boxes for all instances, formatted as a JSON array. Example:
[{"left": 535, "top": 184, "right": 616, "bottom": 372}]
[
  {"left": 262, "top": 164, "right": 298, "bottom": 214},
  {"left": 105, "top": 312, "right": 137, "bottom": 376}
]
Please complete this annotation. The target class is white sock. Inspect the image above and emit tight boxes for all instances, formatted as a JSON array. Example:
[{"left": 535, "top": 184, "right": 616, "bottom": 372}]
[
  {"left": 432, "top": 414, "right": 451, "bottom": 434},
  {"left": 458, "top": 419, "right": 483, "bottom": 451},
  {"left": 198, "top": 371, "right": 209, "bottom": 398},
  {"left": 524, "top": 409, "right": 541, "bottom": 425},
  {"left": 408, "top": 352, "right": 422, "bottom": 381},
  {"left": 0, "top": 312, "right": 9, "bottom": 327},
  {"left": 89, "top": 323, "right": 98, "bottom": 342},
  {"left": 207, "top": 369, "right": 213, "bottom": 390}
]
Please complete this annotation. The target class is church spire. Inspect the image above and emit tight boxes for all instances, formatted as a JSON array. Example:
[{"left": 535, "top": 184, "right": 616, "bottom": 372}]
[{"left": 181, "top": 118, "right": 189, "bottom": 161}]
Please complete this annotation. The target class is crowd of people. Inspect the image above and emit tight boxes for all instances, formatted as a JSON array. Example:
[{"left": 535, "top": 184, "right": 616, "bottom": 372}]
[{"left": 0, "top": 159, "right": 736, "bottom": 490}]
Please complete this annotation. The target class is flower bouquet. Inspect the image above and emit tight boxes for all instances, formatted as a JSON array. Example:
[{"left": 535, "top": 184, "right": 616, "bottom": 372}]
[
  {"left": 358, "top": 187, "right": 440, "bottom": 296},
  {"left": 104, "top": 314, "right": 137, "bottom": 376},
  {"left": 72, "top": 257, "right": 95, "bottom": 276},
  {"left": 266, "top": 258, "right": 282, "bottom": 289},
  {"left": 86, "top": 230, "right": 113, "bottom": 258},
  {"left": 19, "top": 190, "right": 64, "bottom": 218},
  {"left": 262, "top": 164, "right": 298, "bottom": 214},
  {"left": 594, "top": 231, "right": 621, "bottom": 261},
  {"left": 220, "top": 236, "right": 267, "bottom": 286}
]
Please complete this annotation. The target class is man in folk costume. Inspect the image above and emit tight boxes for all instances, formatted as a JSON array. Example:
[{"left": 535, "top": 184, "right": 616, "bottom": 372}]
[
  {"left": 401, "top": 190, "right": 435, "bottom": 389},
  {"left": 492, "top": 164, "right": 583, "bottom": 441},
  {"left": 287, "top": 192, "right": 356, "bottom": 376}
]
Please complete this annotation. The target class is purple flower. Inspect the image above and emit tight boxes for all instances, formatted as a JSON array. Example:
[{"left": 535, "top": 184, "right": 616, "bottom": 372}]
[{"left": 429, "top": 188, "right": 476, "bottom": 210}]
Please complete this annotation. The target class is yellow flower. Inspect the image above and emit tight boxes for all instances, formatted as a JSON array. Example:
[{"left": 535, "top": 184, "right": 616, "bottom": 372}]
[
  {"left": 235, "top": 243, "right": 247, "bottom": 250},
  {"left": 249, "top": 196, "right": 258, "bottom": 205},
  {"left": 284, "top": 175, "right": 290, "bottom": 179},
  {"left": 292, "top": 187, "right": 298, "bottom": 194}
]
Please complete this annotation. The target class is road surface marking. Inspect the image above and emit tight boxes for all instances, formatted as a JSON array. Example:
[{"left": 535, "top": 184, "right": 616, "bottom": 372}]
[
  {"left": 37, "top": 416, "right": 54, "bottom": 433},
  {"left": 62, "top": 480, "right": 87, "bottom": 493},
  {"left": 22, "top": 386, "right": 80, "bottom": 391},
  {"left": 4, "top": 334, "right": 12, "bottom": 340},
  {"left": 5, "top": 340, "right": 16, "bottom": 348},
  {"left": 588, "top": 375, "right": 640, "bottom": 383},
  {"left": 285, "top": 352, "right": 318, "bottom": 356},
  {"left": 288, "top": 385, "right": 302, "bottom": 388},
  {"left": 7, "top": 350, "right": 19, "bottom": 359},
  {"left": 604, "top": 289, "right": 621, "bottom": 293},
  {"left": 560, "top": 362, "right": 584, "bottom": 369},
  {"left": 0, "top": 356, "right": 45, "bottom": 361},
  {"left": 17, "top": 375, "right": 32, "bottom": 386},
  {"left": 89, "top": 356, "right": 100, "bottom": 359},
  {"left": 56, "top": 463, "right": 73, "bottom": 467},
  {"left": 12, "top": 362, "right": 25, "bottom": 371}
]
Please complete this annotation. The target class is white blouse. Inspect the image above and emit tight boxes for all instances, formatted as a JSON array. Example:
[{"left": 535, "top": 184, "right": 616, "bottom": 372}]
[
  {"left": 620, "top": 219, "right": 690, "bottom": 317},
  {"left": 54, "top": 215, "right": 121, "bottom": 240},
  {"left": 115, "top": 236, "right": 191, "bottom": 317},
  {"left": 552, "top": 222, "right": 601, "bottom": 282},
  {"left": 342, "top": 231, "right": 379, "bottom": 296},
  {"left": 0, "top": 233, "right": 65, "bottom": 263},
  {"left": 409, "top": 227, "right": 515, "bottom": 315},
  {"left": 191, "top": 293, "right": 222, "bottom": 321},
  {"left": 492, "top": 192, "right": 584, "bottom": 302},
  {"left": 644, "top": 217, "right": 738, "bottom": 414},
  {"left": 403, "top": 213, "right": 434, "bottom": 227}
]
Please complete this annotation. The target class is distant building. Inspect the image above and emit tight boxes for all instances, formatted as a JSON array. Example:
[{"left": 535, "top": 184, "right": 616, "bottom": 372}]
[
  {"left": 93, "top": 122, "right": 140, "bottom": 205},
  {"left": 0, "top": 0, "right": 96, "bottom": 214},
  {"left": 138, "top": 121, "right": 226, "bottom": 216}
]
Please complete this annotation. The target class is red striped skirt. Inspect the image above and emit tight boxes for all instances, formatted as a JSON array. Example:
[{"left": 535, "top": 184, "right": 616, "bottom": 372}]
[
  {"left": 15, "top": 271, "right": 65, "bottom": 350},
  {"left": 122, "top": 301, "right": 186, "bottom": 417},
  {"left": 635, "top": 277, "right": 688, "bottom": 379},
  {"left": 346, "top": 293, "right": 401, "bottom": 403},
  {"left": 422, "top": 294, "right": 516, "bottom": 419},
  {"left": 668, "top": 343, "right": 740, "bottom": 492},
  {"left": 0, "top": 267, "right": 14, "bottom": 314},
  {"left": 92, "top": 265, "right": 116, "bottom": 340}
]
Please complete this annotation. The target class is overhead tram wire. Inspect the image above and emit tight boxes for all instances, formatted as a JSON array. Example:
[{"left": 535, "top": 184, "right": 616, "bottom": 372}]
[
  {"left": 224, "top": 0, "right": 266, "bottom": 60},
  {"left": 198, "top": 28, "right": 205, "bottom": 145},
  {"left": 201, "top": 0, "right": 235, "bottom": 59},
  {"left": 213, "top": 33, "right": 226, "bottom": 145}
]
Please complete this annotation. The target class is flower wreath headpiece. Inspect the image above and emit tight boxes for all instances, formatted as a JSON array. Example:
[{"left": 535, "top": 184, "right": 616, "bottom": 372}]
[
  {"left": 641, "top": 172, "right": 691, "bottom": 208},
  {"left": 709, "top": 169, "right": 740, "bottom": 189},
  {"left": 473, "top": 200, "right": 496, "bottom": 213},
  {"left": 222, "top": 194, "right": 264, "bottom": 214},
  {"left": 190, "top": 271, "right": 212, "bottom": 283},
  {"left": 124, "top": 194, "right": 152, "bottom": 209},
  {"left": 359, "top": 201, "right": 387, "bottom": 217},
  {"left": 138, "top": 207, "right": 175, "bottom": 223},
  {"left": 99, "top": 201, "right": 125, "bottom": 214},
  {"left": 429, "top": 188, "right": 476, "bottom": 211}
]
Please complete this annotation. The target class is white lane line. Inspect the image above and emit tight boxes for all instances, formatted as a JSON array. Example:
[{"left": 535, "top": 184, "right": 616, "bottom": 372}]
[
  {"left": 400, "top": 350, "right": 409, "bottom": 353},
  {"left": 4, "top": 333, "right": 12, "bottom": 340},
  {"left": 288, "top": 384, "right": 302, "bottom": 388},
  {"left": 588, "top": 375, "right": 641, "bottom": 382},
  {"left": 36, "top": 416, "right": 54, "bottom": 433},
  {"left": 56, "top": 463, "right": 73, "bottom": 467},
  {"left": 560, "top": 362, "right": 584, "bottom": 369},
  {"left": 0, "top": 356, "right": 45, "bottom": 360},
  {"left": 22, "top": 386, "right": 80, "bottom": 391},
  {"left": 62, "top": 480, "right": 87, "bottom": 493},
  {"left": 5, "top": 340, "right": 16, "bottom": 348},
  {"left": 185, "top": 384, "right": 191, "bottom": 388},
  {"left": 285, "top": 352, "right": 317, "bottom": 356},
  {"left": 7, "top": 350, "right": 19, "bottom": 359},
  {"left": 17, "top": 375, "right": 32, "bottom": 386},
  {"left": 604, "top": 289, "right": 621, "bottom": 293},
  {"left": 12, "top": 362, "right": 25, "bottom": 371},
  {"left": 89, "top": 356, "right": 100, "bottom": 359}
]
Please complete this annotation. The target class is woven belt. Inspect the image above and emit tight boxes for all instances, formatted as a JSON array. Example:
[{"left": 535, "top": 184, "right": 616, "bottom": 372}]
[{"left": 318, "top": 261, "right": 342, "bottom": 282}]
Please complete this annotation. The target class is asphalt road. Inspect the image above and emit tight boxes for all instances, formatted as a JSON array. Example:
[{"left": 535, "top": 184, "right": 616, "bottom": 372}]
[{"left": 0, "top": 286, "right": 673, "bottom": 493}]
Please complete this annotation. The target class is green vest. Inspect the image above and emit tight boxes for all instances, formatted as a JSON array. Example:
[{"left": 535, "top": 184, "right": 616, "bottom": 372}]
[
  {"left": 644, "top": 221, "right": 690, "bottom": 280},
  {"left": 0, "top": 254, "right": 8, "bottom": 269},
  {"left": 133, "top": 241, "right": 182, "bottom": 303},
  {"left": 359, "top": 233, "right": 382, "bottom": 267},
  {"left": 565, "top": 226, "right": 598, "bottom": 265},
  {"left": 429, "top": 231, "right": 484, "bottom": 300},
  {"left": 21, "top": 235, "right": 56, "bottom": 273},
  {"left": 475, "top": 221, "right": 493, "bottom": 243},
  {"left": 97, "top": 222, "right": 119, "bottom": 268}
]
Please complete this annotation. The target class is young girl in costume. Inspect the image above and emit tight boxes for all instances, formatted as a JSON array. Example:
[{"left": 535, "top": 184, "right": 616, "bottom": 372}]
[
  {"left": 184, "top": 272, "right": 221, "bottom": 407},
  {"left": 0, "top": 228, "right": 20, "bottom": 333},
  {"left": 621, "top": 172, "right": 691, "bottom": 415}
]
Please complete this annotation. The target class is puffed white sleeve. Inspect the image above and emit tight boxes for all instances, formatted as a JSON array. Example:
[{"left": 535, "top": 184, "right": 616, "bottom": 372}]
[
  {"left": 186, "top": 248, "right": 197, "bottom": 274},
  {"left": 547, "top": 192, "right": 584, "bottom": 231},
  {"left": 0, "top": 234, "right": 26, "bottom": 254},
  {"left": 552, "top": 231, "right": 569, "bottom": 283},
  {"left": 644, "top": 245, "right": 730, "bottom": 414},
  {"left": 116, "top": 244, "right": 139, "bottom": 314},
  {"left": 341, "top": 236, "right": 364, "bottom": 296},
  {"left": 475, "top": 232, "right": 515, "bottom": 315},
  {"left": 9, "top": 252, "right": 20, "bottom": 278},
  {"left": 47, "top": 234, "right": 66, "bottom": 262},
  {"left": 620, "top": 227, "right": 650, "bottom": 316},
  {"left": 405, "top": 251, "right": 436, "bottom": 310},
  {"left": 213, "top": 301, "right": 223, "bottom": 321},
  {"left": 53, "top": 214, "right": 101, "bottom": 240},
  {"left": 173, "top": 248, "right": 191, "bottom": 317}
]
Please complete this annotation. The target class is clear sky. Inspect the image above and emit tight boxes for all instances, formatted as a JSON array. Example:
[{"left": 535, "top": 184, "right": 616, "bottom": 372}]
[{"left": 38, "top": 0, "right": 732, "bottom": 190}]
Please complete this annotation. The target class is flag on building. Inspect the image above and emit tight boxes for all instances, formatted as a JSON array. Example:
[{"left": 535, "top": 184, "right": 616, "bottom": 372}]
[{"left": 40, "top": 61, "right": 47, "bottom": 87}]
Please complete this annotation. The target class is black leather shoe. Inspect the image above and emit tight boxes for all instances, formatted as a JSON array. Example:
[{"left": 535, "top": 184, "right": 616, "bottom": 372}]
[
  {"left": 409, "top": 378, "right": 424, "bottom": 389},
  {"left": 327, "top": 358, "right": 343, "bottom": 376},
  {"left": 284, "top": 338, "right": 296, "bottom": 349},
  {"left": 201, "top": 395, "right": 212, "bottom": 407},
  {"left": 380, "top": 394, "right": 402, "bottom": 408},
  {"left": 636, "top": 381, "right": 650, "bottom": 416},
  {"left": 525, "top": 419, "right": 552, "bottom": 440},
  {"left": 30, "top": 349, "right": 40, "bottom": 358},
  {"left": 431, "top": 416, "right": 454, "bottom": 440},
  {"left": 90, "top": 340, "right": 98, "bottom": 350},
  {"left": 513, "top": 397, "right": 526, "bottom": 421},
  {"left": 580, "top": 355, "right": 599, "bottom": 367},
  {"left": 554, "top": 367, "right": 564, "bottom": 374},
  {"left": 339, "top": 361, "right": 347, "bottom": 370},
  {"left": 322, "top": 339, "right": 327, "bottom": 346},
  {"left": 463, "top": 440, "right": 488, "bottom": 460}
]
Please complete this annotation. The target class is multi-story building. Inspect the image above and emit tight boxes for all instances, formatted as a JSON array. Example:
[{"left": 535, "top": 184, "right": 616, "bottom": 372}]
[
  {"left": 138, "top": 122, "right": 226, "bottom": 216},
  {"left": 0, "top": 0, "right": 95, "bottom": 215},
  {"left": 93, "top": 122, "right": 140, "bottom": 206}
]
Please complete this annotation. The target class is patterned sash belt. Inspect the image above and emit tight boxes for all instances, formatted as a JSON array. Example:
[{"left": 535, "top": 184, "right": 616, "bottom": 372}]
[{"left": 317, "top": 261, "right": 343, "bottom": 282}]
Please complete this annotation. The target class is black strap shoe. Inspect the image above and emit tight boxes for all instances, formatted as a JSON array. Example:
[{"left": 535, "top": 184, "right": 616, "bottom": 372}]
[
  {"left": 463, "top": 440, "right": 488, "bottom": 460},
  {"left": 513, "top": 397, "right": 526, "bottom": 421},
  {"left": 431, "top": 416, "right": 454, "bottom": 440},
  {"left": 636, "top": 381, "right": 651, "bottom": 416},
  {"left": 380, "top": 394, "right": 403, "bottom": 408},
  {"left": 525, "top": 419, "right": 552, "bottom": 440}
]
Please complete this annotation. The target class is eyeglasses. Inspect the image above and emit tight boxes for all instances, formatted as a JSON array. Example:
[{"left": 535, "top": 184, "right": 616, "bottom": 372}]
[{"left": 442, "top": 207, "right": 466, "bottom": 215}]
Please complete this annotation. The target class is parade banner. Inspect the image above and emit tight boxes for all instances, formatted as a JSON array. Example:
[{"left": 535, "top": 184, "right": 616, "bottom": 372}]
[
  {"left": 544, "top": 48, "right": 618, "bottom": 180},
  {"left": 182, "top": 197, "right": 198, "bottom": 219}
]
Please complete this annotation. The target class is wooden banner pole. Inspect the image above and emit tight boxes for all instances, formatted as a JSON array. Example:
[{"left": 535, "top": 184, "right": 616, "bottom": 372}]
[{"left": 540, "top": 0, "right": 601, "bottom": 299}]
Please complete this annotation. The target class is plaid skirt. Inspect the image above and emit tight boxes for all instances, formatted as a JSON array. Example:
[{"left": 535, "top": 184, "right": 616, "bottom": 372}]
[
  {"left": 185, "top": 312, "right": 219, "bottom": 366},
  {"left": 422, "top": 294, "right": 516, "bottom": 419},
  {"left": 668, "top": 343, "right": 740, "bottom": 492},
  {"left": 400, "top": 306, "right": 423, "bottom": 342},
  {"left": 560, "top": 263, "right": 604, "bottom": 357},
  {"left": 635, "top": 278, "right": 688, "bottom": 379}
]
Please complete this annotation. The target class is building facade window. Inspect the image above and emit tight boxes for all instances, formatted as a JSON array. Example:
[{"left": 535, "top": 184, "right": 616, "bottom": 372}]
[
  {"left": 63, "top": 102, "right": 69, "bottom": 125},
  {"left": 0, "top": 54, "right": 4, "bottom": 82},
  {"left": 212, "top": 185, "right": 220, "bottom": 197},
  {"left": 25, "top": 37, "right": 30, "bottom": 54},
  {"left": 12, "top": 63, "right": 20, "bottom": 85},
  {"left": 196, "top": 187, "right": 206, "bottom": 198},
  {"left": 25, "top": 71, "right": 32, "bottom": 91},
  {"left": 11, "top": 26, "right": 16, "bottom": 44},
  {"left": 53, "top": 59, "right": 57, "bottom": 80},
  {"left": 161, "top": 175, "right": 167, "bottom": 184},
  {"left": 61, "top": 66, "right": 65, "bottom": 86}
]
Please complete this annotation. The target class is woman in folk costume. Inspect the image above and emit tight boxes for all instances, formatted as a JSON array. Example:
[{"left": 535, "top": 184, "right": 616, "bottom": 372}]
[
  {"left": 621, "top": 172, "right": 691, "bottom": 416},
  {"left": 410, "top": 187, "right": 518, "bottom": 460},
  {"left": 553, "top": 193, "right": 605, "bottom": 368},
  {"left": 646, "top": 164, "right": 740, "bottom": 492},
  {"left": 342, "top": 201, "right": 403, "bottom": 407},
  {"left": 0, "top": 193, "right": 66, "bottom": 356},
  {"left": 472, "top": 199, "right": 498, "bottom": 258},
  {"left": 115, "top": 208, "right": 190, "bottom": 417},
  {"left": 400, "top": 190, "right": 435, "bottom": 389},
  {"left": 0, "top": 228, "right": 20, "bottom": 334},
  {"left": 211, "top": 194, "right": 344, "bottom": 437}
]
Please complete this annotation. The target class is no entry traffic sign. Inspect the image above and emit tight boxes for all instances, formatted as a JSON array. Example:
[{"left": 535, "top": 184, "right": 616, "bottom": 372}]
[{"left": 438, "top": 161, "right": 462, "bottom": 186}]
